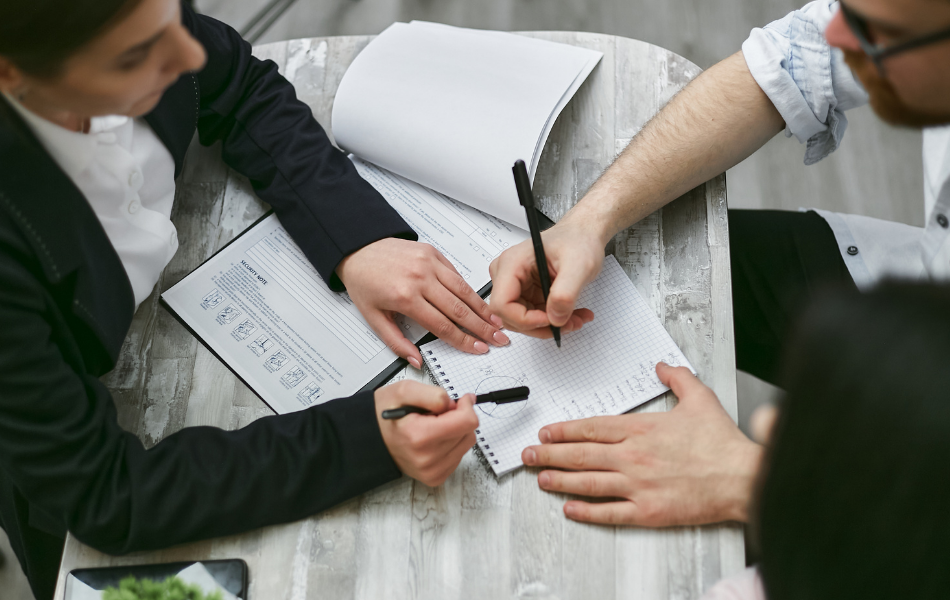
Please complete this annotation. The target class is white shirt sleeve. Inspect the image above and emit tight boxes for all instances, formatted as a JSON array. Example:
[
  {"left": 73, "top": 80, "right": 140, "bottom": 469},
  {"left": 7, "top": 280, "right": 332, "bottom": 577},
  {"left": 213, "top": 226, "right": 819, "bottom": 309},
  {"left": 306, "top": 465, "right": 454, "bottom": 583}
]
[{"left": 741, "top": 1, "right": 868, "bottom": 165}]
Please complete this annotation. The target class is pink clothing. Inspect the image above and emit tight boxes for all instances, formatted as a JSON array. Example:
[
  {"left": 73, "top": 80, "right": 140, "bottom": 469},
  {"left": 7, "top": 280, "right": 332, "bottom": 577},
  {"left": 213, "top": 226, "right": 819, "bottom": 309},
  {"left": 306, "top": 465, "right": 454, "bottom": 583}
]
[{"left": 700, "top": 567, "right": 766, "bottom": 600}]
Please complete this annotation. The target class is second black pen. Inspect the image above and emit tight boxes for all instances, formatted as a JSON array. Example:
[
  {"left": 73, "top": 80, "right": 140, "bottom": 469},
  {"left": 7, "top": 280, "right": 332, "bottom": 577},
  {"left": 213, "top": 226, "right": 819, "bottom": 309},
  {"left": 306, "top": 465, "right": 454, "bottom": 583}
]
[{"left": 381, "top": 386, "right": 530, "bottom": 420}]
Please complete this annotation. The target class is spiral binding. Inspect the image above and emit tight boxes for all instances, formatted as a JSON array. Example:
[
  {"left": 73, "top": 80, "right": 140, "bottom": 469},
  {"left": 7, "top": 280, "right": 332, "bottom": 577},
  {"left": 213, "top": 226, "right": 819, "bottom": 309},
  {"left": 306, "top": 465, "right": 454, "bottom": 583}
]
[
  {"left": 424, "top": 348, "right": 459, "bottom": 399},
  {"left": 422, "top": 347, "right": 499, "bottom": 467}
]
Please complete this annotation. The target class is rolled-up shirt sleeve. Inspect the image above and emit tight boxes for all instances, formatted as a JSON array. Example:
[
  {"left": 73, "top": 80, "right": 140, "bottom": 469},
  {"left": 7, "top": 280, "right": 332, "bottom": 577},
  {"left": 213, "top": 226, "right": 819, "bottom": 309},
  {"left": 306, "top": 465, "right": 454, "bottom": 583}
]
[{"left": 741, "top": 0, "right": 868, "bottom": 164}]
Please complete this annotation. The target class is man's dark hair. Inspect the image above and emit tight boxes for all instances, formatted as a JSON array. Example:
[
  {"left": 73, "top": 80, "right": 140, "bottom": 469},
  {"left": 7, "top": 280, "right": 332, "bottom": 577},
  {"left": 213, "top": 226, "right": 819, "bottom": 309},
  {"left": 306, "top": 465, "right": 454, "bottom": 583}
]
[
  {"left": 0, "top": 0, "right": 145, "bottom": 77},
  {"left": 757, "top": 282, "right": 950, "bottom": 600}
]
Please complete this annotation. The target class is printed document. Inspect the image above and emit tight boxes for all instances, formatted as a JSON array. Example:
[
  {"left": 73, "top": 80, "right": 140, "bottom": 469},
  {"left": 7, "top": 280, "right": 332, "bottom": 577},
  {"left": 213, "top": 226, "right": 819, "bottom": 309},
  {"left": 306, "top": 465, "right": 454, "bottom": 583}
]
[
  {"left": 162, "top": 163, "right": 528, "bottom": 414},
  {"left": 164, "top": 23, "right": 601, "bottom": 413}
]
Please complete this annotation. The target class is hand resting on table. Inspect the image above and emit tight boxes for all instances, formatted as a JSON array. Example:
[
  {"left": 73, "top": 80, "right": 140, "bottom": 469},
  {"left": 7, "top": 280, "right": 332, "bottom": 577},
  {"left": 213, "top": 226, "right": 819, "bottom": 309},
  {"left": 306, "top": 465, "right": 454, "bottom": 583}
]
[{"left": 521, "top": 363, "right": 763, "bottom": 526}]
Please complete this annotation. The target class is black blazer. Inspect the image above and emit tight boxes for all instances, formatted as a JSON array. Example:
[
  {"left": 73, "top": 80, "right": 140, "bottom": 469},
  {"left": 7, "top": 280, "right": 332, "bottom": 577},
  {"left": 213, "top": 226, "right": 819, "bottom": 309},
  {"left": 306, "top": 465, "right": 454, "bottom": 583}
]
[{"left": 0, "top": 4, "right": 414, "bottom": 594}]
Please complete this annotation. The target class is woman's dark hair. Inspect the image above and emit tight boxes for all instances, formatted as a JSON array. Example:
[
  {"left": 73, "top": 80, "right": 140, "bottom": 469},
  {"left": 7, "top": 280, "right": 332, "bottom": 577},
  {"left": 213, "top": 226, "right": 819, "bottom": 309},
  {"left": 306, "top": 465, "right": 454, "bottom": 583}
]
[
  {"left": 0, "top": 0, "right": 145, "bottom": 77},
  {"left": 757, "top": 282, "right": 950, "bottom": 600}
]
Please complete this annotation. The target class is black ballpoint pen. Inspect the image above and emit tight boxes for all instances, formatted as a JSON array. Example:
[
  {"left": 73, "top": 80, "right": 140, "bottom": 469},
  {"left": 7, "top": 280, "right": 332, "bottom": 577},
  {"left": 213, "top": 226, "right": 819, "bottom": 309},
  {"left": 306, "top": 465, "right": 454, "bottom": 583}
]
[
  {"left": 511, "top": 160, "right": 560, "bottom": 347},
  {"left": 381, "top": 386, "right": 530, "bottom": 420}
]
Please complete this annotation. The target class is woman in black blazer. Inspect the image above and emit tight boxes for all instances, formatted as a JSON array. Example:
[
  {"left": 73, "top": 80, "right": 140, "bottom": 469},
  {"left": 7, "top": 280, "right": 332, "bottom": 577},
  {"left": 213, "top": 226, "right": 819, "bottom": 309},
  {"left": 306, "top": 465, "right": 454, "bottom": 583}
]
[{"left": 0, "top": 1, "right": 499, "bottom": 597}]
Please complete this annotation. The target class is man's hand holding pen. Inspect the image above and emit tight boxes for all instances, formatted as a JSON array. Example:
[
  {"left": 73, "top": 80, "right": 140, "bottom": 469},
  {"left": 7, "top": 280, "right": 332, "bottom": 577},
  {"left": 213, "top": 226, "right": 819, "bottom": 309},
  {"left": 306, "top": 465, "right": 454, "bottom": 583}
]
[
  {"left": 490, "top": 160, "right": 600, "bottom": 342},
  {"left": 488, "top": 220, "right": 599, "bottom": 338}
]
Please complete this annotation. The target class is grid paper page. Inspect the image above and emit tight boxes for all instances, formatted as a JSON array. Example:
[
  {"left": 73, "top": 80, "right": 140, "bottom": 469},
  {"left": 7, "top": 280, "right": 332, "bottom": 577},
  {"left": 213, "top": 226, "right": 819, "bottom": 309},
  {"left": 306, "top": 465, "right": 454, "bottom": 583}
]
[{"left": 421, "top": 256, "right": 693, "bottom": 475}]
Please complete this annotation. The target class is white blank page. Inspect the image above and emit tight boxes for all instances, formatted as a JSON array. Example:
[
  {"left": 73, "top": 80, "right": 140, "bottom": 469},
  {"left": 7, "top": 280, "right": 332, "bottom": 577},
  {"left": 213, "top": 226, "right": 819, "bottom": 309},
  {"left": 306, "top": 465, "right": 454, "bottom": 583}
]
[
  {"left": 421, "top": 256, "right": 694, "bottom": 475},
  {"left": 331, "top": 22, "right": 602, "bottom": 229}
]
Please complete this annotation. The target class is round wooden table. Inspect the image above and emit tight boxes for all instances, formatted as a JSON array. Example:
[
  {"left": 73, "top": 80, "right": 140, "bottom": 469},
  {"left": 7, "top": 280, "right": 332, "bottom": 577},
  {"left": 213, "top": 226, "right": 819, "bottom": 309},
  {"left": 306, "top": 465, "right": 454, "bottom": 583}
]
[{"left": 54, "top": 32, "right": 743, "bottom": 600}]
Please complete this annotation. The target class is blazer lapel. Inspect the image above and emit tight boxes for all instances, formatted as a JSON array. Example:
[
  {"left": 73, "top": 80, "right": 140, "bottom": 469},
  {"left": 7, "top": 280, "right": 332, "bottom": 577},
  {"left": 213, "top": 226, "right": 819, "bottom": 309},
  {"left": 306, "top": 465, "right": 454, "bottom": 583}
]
[{"left": 0, "top": 97, "right": 134, "bottom": 366}]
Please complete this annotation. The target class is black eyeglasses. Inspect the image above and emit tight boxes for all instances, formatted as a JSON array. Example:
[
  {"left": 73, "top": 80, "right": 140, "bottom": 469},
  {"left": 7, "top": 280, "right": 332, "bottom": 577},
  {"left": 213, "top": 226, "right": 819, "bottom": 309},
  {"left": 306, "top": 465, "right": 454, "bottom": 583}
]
[{"left": 840, "top": 2, "right": 950, "bottom": 75}]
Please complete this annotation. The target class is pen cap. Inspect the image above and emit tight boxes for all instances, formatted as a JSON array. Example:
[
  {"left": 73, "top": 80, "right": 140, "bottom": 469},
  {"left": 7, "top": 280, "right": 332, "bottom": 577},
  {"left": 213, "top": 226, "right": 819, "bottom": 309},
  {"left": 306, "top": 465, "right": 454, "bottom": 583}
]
[{"left": 512, "top": 160, "right": 533, "bottom": 208}]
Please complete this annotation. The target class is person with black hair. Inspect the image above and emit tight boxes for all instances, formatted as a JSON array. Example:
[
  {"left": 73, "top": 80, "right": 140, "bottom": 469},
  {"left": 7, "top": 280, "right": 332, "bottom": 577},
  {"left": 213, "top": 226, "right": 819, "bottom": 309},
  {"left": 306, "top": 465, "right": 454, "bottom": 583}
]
[
  {"left": 0, "top": 1, "right": 505, "bottom": 598},
  {"left": 696, "top": 283, "right": 950, "bottom": 600}
]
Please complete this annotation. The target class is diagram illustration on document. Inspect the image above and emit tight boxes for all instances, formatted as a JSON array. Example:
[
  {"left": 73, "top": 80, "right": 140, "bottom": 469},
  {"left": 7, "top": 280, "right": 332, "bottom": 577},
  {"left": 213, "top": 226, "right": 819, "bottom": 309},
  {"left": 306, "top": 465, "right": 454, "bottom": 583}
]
[
  {"left": 296, "top": 382, "right": 324, "bottom": 406},
  {"left": 247, "top": 334, "right": 273, "bottom": 356},
  {"left": 264, "top": 351, "right": 289, "bottom": 373},
  {"left": 281, "top": 367, "right": 306, "bottom": 388},
  {"left": 215, "top": 304, "right": 241, "bottom": 325},
  {"left": 200, "top": 289, "right": 224, "bottom": 310},
  {"left": 231, "top": 320, "right": 256, "bottom": 341}
]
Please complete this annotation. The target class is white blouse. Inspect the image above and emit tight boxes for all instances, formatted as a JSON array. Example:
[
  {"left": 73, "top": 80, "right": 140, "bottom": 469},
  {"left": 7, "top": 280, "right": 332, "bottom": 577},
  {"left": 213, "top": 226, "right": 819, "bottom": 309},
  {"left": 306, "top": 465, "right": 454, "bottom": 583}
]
[{"left": 5, "top": 94, "right": 179, "bottom": 309}]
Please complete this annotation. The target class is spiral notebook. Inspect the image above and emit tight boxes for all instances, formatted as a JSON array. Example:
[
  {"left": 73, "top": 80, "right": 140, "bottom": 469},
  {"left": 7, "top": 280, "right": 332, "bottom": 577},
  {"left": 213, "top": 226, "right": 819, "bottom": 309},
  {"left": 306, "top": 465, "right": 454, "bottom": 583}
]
[{"left": 420, "top": 256, "right": 694, "bottom": 476}]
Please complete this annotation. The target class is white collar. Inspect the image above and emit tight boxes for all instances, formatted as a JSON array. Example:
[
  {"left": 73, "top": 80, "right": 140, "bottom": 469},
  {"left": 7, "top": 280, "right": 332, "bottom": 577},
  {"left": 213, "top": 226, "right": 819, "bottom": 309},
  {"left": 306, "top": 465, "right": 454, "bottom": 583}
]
[{"left": 2, "top": 92, "right": 129, "bottom": 178}]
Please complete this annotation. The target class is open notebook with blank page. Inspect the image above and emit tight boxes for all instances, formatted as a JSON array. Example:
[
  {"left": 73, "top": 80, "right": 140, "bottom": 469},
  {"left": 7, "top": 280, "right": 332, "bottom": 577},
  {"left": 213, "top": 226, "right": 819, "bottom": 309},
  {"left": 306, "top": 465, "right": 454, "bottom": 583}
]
[
  {"left": 332, "top": 21, "right": 602, "bottom": 230},
  {"left": 420, "top": 256, "right": 694, "bottom": 476}
]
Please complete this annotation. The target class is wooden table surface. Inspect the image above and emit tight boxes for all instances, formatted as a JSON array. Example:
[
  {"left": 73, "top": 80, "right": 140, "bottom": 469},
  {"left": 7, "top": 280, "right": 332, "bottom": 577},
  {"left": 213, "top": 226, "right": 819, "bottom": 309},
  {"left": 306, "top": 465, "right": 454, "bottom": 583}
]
[{"left": 54, "top": 32, "right": 743, "bottom": 600}]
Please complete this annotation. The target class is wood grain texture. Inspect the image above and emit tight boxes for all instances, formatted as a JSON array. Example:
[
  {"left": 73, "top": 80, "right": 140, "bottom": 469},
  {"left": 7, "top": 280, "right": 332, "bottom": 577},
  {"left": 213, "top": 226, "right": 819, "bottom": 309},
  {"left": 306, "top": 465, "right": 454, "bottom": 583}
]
[{"left": 54, "top": 33, "right": 742, "bottom": 600}]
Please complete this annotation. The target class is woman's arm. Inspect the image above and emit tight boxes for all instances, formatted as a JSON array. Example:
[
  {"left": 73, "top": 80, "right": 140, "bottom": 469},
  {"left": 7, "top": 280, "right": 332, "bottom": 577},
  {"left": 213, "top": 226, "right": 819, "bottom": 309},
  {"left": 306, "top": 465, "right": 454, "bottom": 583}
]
[
  {"left": 180, "top": 4, "right": 506, "bottom": 365},
  {"left": 182, "top": 5, "right": 414, "bottom": 289},
  {"left": 0, "top": 240, "right": 401, "bottom": 553}
]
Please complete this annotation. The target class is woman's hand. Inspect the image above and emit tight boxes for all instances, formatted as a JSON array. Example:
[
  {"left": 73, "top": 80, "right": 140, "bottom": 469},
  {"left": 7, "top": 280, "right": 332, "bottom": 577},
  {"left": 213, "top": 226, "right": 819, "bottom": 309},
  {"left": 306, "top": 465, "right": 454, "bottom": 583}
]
[
  {"left": 375, "top": 380, "right": 479, "bottom": 486},
  {"left": 338, "top": 238, "right": 509, "bottom": 368}
]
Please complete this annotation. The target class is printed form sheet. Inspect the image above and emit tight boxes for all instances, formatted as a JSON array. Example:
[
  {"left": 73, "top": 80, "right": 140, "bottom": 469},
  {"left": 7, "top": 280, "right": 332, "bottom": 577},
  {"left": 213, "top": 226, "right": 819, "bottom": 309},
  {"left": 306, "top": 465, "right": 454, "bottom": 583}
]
[
  {"left": 162, "top": 160, "right": 528, "bottom": 414},
  {"left": 421, "top": 257, "right": 694, "bottom": 475}
]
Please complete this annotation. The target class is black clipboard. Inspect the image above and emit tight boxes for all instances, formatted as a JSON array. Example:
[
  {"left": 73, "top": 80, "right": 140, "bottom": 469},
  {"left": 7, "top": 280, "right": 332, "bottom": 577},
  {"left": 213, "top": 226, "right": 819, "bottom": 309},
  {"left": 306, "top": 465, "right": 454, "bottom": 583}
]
[{"left": 159, "top": 208, "right": 553, "bottom": 412}]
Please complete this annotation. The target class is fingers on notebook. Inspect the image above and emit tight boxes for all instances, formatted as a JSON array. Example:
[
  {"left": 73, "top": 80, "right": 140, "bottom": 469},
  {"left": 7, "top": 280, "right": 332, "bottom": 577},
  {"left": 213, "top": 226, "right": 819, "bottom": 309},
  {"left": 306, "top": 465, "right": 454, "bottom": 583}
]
[
  {"left": 499, "top": 309, "right": 593, "bottom": 339},
  {"left": 521, "top": 441, "right": 619, "bottom": 471},
  {"left": 655, "top": 362, "right": 707, "bottom": 399},
  {"left": 539, "top": 416, "right": 628, "bottom": 444},
  {"left": 500, "top": 307, "right": 553, "bottom": 336},
  {"left": 562, "top": 309, "right": 595, "bottom": 331}
]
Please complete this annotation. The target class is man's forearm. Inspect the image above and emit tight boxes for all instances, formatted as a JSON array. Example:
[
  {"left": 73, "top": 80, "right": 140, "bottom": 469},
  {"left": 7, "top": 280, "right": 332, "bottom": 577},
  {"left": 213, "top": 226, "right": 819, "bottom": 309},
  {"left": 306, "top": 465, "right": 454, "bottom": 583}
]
[{"left": 564, "top": 51, "right": 785, "bottom": 244}]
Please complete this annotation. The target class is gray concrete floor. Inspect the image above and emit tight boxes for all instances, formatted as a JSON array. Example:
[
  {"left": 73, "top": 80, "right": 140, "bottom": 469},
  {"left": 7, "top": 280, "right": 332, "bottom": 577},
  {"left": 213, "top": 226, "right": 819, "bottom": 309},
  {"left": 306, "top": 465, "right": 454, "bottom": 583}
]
[{"left": 0, "top": 0, "right": 925, "bottom": 596}]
